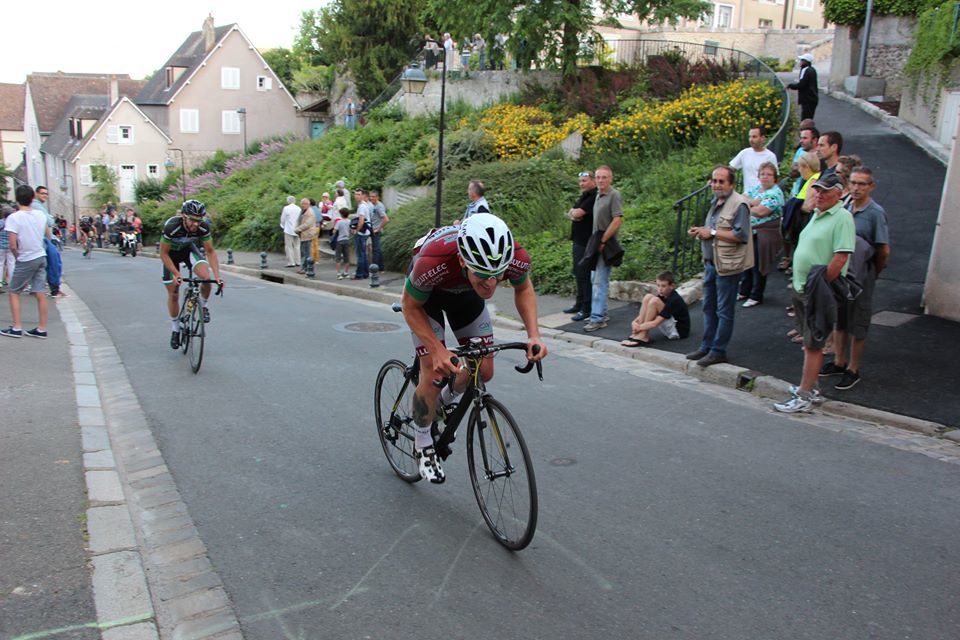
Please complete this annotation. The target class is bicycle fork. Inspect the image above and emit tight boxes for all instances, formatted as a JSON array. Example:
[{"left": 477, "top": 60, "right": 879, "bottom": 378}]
[{"left": 473, "top": 402, "right": 516, "bottom": 480}]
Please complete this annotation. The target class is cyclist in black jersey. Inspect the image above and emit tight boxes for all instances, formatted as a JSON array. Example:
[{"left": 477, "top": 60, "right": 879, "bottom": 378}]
[{"left": 160, "top": 200, "right": 224, "bottom": 349}]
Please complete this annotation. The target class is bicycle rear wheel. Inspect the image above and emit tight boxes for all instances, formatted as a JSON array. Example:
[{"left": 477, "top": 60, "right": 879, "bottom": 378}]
[
  {"left": 187, "top": 300, "right": 205, "bottom": 373},
  {"left": 374, "top": 360, "right": 421, "bottom": 482},
  {"left": 467, "top": 397, "right": 538, "bottom": 550}
]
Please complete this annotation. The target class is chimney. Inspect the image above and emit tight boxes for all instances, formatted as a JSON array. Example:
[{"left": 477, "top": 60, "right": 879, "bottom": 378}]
[
  {"left": 109, "top": 74, "right": 119, "bottom": 104},
  {"left": 203, "top": 14, "right": 216, "bottom": 53}
]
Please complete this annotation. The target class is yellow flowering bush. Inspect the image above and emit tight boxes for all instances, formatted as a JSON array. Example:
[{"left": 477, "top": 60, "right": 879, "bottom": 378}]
[
  {"left": 590, "top": 80, "right": 783, "bottom": 155},
  {"left": 472, "top": 105, "right": 593, "bottom": 160}
]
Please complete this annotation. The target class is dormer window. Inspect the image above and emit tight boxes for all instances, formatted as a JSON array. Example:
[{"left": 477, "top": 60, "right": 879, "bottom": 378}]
[
  {"left": 68, "top": 119, "right": 75, "bottom": 138},
  {"left": 165, "top": 66, "right": 186, "bottom": 89}
]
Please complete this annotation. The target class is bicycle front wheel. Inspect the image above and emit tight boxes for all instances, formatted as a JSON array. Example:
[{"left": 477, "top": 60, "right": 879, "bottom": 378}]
[
  {"left": 374, "top": 360, "right": 421, "bottom": 482},
  {"left": 467, "top": 397, "right": 538, "bottom": 550},
  {"left": 187, "top": 300, "right": 205, "bottom": 373}
]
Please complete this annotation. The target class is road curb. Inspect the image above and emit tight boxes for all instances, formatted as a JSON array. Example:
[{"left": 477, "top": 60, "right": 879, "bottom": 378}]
[
  {"left": 823, "top": 89, "right": 950, "bottom": 166},
  {"left": 59, "top": 285, "right": 243, "bottom": 640}
]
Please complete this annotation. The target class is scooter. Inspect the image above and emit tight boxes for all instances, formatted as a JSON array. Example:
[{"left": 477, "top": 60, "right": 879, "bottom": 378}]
[{"left": 119, "top": 230, "right": 138, "bottom": 257}]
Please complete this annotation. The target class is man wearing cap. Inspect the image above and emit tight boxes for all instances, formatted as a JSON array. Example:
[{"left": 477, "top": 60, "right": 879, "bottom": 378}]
[
  {"left": 774, "top": 173, "right": 855, "bottom": 413},
  {"left": 788, "top": 54, "right": 819, "bottom": 122}
]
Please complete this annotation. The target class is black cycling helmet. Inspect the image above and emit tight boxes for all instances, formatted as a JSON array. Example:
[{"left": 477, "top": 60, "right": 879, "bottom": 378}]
[{"left": 181, "top": 199, "right": 206, "bottom": 220}]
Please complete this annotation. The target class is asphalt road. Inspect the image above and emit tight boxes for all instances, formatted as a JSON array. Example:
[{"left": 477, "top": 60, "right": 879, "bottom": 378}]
[{"left": 62, "top": 249, "right": 960, "bottom": 640}]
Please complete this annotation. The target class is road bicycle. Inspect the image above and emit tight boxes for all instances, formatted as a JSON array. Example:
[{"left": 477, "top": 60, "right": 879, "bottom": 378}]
[
  {"left": 375, "top": 308, "right": 543, "bottom": 550},
  {"left": 176, "top": 271, "right": 222, "bottom": 373}
]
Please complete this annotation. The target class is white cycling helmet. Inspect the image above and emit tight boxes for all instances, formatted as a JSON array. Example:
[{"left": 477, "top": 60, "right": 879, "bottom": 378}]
[{"left": 457, "top": 213, "right": 515, "bottom": 276}]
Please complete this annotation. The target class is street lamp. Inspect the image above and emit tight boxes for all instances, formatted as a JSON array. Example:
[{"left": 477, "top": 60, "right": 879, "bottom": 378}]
[
  {"left": 164, "top": 147, "right": 186, "bottom": 202},
  {"left": 236, "top": 107, "right": 247, "bottom": 155},
  {"left": 401, "top": 57, "right": 446, "bottom": 228}
]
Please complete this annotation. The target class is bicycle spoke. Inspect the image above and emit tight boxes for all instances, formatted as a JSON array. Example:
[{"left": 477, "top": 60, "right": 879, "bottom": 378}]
[
  {"left": 467, "top": 397, "right": 537, "bottom": 550},
  {"left": 375, "top": 360, "right": 420, "bottom": 482}
]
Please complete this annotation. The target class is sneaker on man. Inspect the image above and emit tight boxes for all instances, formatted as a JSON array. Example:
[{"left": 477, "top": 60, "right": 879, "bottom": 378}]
[
  {"left": 819, "top": 361, "right": 845, "bottom": 377},
  {"left": 25, "top": 328, "right": 47, "bottom": 339},
  {"left": 789, "top": 384, "right": 824, "bottom": 404},
  {"left": 170, "top": 331, "right": 180, "bottom": 350},
  {"left": 774, "top": 394, "right": 813, "bottom": 413},
  {"left": 583, "top": 319, "right": 607, "bottom": 332},
  {"left": 1, "top": 326, "right": 23, "bottom": 338},
  {"left": 416, "top": 446, "right": 445, "bottom": 484},
  {"left": 742, "top": 298, "right": 761, "bottom": 308},
  {"left": 202, "top": 306, "right": 211, "bottom": 323},
  {"left": 834, "top": 369, "right": 860, "bottom": 390}
]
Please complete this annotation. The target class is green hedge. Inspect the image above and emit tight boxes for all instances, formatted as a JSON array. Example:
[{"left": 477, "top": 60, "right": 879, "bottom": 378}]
[{"left": 823, "top": 0, "right": 928, "bottom": 26}]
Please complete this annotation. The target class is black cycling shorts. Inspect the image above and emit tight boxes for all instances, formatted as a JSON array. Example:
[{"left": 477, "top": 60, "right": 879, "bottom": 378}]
[
  {"left": 162, "top": 245, "right": 207, "bottom": 284},
  {"left": 413, "top": 288, "right": 493, "bottom": 356}
]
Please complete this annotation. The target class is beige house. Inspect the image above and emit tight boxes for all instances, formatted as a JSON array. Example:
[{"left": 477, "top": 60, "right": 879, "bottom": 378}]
[
  {"left": 44, "top": 96, "right": 174, "bottom": 218},
  {"left": 0, "top": 83, "right": 26, "bottom": 201},
  {"left": 135, "top": 17, "right": 304, "bottom": 169},
  {"left": 621, "top": 0, "right": 828, "bottom": 30}
]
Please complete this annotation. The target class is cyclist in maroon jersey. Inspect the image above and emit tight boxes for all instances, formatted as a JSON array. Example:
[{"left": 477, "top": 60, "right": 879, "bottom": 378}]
[{"left": 401, "top": 213, "right": 547, "bottom": 483}]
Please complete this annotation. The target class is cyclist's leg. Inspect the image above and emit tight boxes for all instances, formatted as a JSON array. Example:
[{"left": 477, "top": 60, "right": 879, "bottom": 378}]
[
  {"left": 190, "top": 248, "right": 214, "bottom": 321},
  {"left": 163, "top": 252, "right": 186, "bottom": 346},
  {"left": 410, "top": 299, "right": 451, "bottom": 483}
]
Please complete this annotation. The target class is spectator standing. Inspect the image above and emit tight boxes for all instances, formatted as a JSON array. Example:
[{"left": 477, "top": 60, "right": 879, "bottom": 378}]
[
  {"left": 819, "top": 167, "right": 890, "bottom": 390},
  {"left": 368, "top": 190, "right": 390, "bottom": 270},
  {"left": 729, "top": 126, "right": 778, "bottom": 194},
  {"left": 1, "top": 185, "right": 51, "bottom": 338},
  {"left": 333, "top": 208, "right": 352, "bottom": 279},
  {"left": 739, "top": 162, "right": 784, "bottom": 307},
  {"left": 620, "top": 271, "right": 690, "bottom": 347},
  {"left": 473, "top": 34, "right": 486, "bottom": 70},
  {"left": 774, "top": 174, "right": 855, "bottom": 413},
  {"left": 685, "top": 165, "right": 752, "bottom": 367},
  {"left": 563, "top": 170, "right": 597, "bottom": 321},
  {"left": 583, "top": 165, "right": 623, "bottom": 332},
  {"left": 424, "top": 35, "right": 439, "bottom": 69},
  {"left": 790, "top": 125, "right": 819, "bottom": 197},
  {"left": 443, "top": 33, "right": 454, "bottom": 67},
  {"left": 817, "top": 131, "right": 843, "bottom": 178},
  {"left": 353, "top": 189, "right": 372, "bottom": 279},
  {"left": 280, "top": 195, "right": 301, "bottom": 268},
  {"left": 460, "top": 36, "right": 471, "bottom": 68},
  {"left": 782, "top": 151, "right": 822, "bottom": 271},
  {"left": 0, "top": 205, "right": 14, "bottom": 291},
  {"left": 788, "top": 54, "right": 819, "bottom": 121},
  {"left": 295, "top": 197, "right": 318, "bottom": 273},
  {"left": 345, "top": 97, "right": 357, "bottom": 130},
  {"left": 335, "top": 180, "right": 352, "bottom": 208},
  {"left": 310, "top": 198, "right": 323, "bottom": 262},
  {"left": 463, "top": 180, "right": 491, "bottom": 221},
  {"left": 33, "top": 186, "right": 64, "bottom": 298}
]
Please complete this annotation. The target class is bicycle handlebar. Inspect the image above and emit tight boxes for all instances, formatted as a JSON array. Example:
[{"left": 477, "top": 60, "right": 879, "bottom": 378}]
[{"left": 181, "top": 277, "right": 224, "bottom": 296}]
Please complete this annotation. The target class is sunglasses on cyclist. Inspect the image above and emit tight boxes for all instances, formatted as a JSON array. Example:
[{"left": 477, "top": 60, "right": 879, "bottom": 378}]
[{"left": 468, "top": 268, "right": 506, "bottom": 281}]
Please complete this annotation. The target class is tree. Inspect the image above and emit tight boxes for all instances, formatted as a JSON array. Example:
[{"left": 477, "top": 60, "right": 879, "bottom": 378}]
[
  {"left": 87, "top": 165, "right": 118, "bottom": 209},
  {"left": 425, "top": 0, "right": 709, "bottom": 76},
  {"left": 262, "top": 48, "right": 301, "bottom": 93},
  {"left": 295, "top": 1, "right": 424, "bottom": 100}
]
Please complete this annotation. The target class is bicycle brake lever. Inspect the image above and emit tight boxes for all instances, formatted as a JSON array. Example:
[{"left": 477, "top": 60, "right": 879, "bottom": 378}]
[{"left": 535, "top": 360, "right": 543, "bottom": 381}]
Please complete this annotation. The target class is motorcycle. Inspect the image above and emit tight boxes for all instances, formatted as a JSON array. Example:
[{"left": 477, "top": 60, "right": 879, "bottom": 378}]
[{"left": 119, "top": 230, "right": 138, "bottom": 257}]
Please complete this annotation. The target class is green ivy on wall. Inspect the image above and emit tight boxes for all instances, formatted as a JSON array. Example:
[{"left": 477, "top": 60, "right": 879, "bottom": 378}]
[
  {"left": 823, "top": 0, "right": 929, "bottom": 26},
  {"left": 904, "top": 2, "right": 960, "bottom": 114}
]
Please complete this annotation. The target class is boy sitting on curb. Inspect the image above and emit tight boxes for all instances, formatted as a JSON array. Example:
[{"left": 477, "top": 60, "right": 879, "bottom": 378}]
[{"left": 621, "top": 271, "right": 690, "bottom": 347}]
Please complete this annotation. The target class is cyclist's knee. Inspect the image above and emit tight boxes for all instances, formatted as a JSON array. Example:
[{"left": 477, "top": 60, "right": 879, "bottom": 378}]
[{"left": 480, "top": 358, "right": 494, "bottom": 382}]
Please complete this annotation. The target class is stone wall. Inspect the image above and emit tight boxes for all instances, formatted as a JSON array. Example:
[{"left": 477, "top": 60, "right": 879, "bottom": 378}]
[
  {"left": 396, "top": 70, "right": 561, "bottom": 117},
  {"left": 829, "top": 17, "right": 915, "bottom": 97}
]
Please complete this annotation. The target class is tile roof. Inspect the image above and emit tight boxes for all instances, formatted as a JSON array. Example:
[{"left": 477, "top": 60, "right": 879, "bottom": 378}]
[
  {"left": 39, "top": 95, "right": 109, "bottom": 159},
  {"left": 26, "top": 72, "right": 146, "bottom": 133},
  {"left": 0, "top": 83, "right": 25, "bottom": 130},
  {"left": 136, "top": 24, "right": 235, "bottom": 105}
]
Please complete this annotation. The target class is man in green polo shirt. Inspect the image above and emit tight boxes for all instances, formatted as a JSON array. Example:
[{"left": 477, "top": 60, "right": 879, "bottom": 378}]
[{"left": 775, "top": 173, "right": 855, "bottom": 413}]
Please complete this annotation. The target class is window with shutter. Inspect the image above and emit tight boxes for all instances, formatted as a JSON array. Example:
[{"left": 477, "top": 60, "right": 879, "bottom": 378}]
[
  {"left": 222, "top": 110, "right": 241, "bottom": 134},
  {"left": 80, "top": 165, "right": 92, "bottom": 186},
  {"left": 257, "top": 75, "right": 272, "bottom": 91},
  {"left": 106, "top": 125, "right": 119, "bottom": 144},
  {"left": 119, "top": 125, "right": 134, "bottom": 144},
  {"left": 221, "top": 67, "right": 240, "bottom": 90},
  {"left": 180, "top": 109, "right": 199, "bottom": 133}
]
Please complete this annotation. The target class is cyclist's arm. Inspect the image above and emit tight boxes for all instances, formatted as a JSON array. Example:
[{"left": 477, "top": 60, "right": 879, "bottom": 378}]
[
  {"left": 203, "top": 238, "right": 222, "bottom": 284},
  {"left": 401, "top": 288, "right": 459, "bottom": 377},
  {"left": 512, "top": 278, "right": 547, "bottom": 361},
  {"left": 159, "top": 242, "right": 181, "bottom": 283}
]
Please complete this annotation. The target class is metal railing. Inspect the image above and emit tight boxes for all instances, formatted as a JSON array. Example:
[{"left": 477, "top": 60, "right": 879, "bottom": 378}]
[{"left": 615, "top": 40, "right": 791, "bottom": 280}]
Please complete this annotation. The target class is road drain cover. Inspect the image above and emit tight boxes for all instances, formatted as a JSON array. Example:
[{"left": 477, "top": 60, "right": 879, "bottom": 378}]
[{"left": 335, "top": 321, "right": 405, "bottom": 334}]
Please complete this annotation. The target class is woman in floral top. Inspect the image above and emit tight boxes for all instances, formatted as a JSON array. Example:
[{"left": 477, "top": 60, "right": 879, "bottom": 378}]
[{"left": 738, "top": 161, "right": 784, "bottom": 307}]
